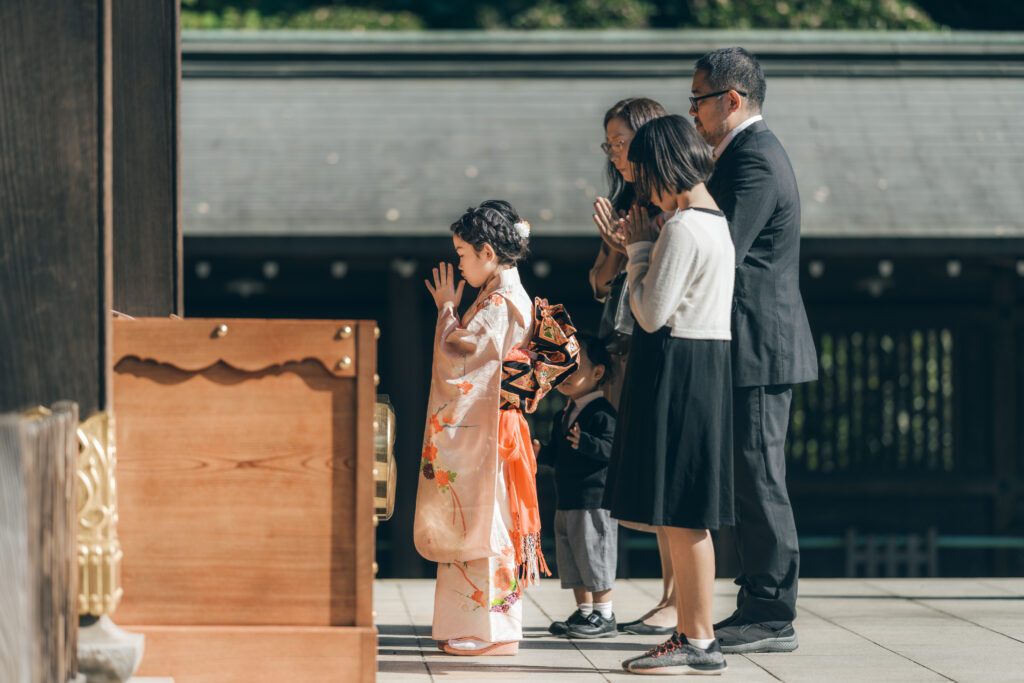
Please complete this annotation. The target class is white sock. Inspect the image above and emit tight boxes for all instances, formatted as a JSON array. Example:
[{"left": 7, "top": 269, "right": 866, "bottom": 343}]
[
  {"left": 577, "top": 602, "right": 593, "bottom": 617},
  {"left": 594, "top": 601, "right": 613, "bottom": 619},
  {"left": 688, "top": 636, "right": 715, "bottom": 649},
  {"left": 448, "top": 638, "right": 490, "bottom": 651}
]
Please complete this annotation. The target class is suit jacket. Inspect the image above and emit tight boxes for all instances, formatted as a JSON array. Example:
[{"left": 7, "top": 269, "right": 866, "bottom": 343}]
[
  {"left": 538, "top": 396, "right": 616, "bottom": 510},
  {"left": 708, "top": 120, "right": 818, "bottom": 388}
]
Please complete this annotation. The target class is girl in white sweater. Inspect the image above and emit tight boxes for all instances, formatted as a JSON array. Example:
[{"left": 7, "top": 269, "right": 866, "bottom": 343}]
[{"left": 602, "top": 115, "right": 734, "bottom": 676}]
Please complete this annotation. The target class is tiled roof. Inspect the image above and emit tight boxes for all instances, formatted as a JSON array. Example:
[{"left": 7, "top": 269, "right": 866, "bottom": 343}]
[{"left": 181, "top": 32, "right": 1024, "bottom": 239}]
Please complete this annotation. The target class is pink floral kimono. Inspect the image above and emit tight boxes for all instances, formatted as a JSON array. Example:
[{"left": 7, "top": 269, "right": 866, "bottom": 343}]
[{"left": 414, "top": 267, "right": 543, "bottom": 643}]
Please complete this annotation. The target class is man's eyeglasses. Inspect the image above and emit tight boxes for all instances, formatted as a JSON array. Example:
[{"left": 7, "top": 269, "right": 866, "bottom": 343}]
[
  {"left": 600, "top": 138, "right": 630, "bottom": 155},
  {"left": 689, "top": 89, "right": 748, "bottom": 111}
]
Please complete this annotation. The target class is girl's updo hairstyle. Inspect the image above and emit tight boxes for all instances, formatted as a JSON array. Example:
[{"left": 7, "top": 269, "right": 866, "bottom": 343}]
[
  {"left": 628, "top": 115, "right": 715, "bottom": 206},
  {"left": 450, "top": 199, "right": 530, "bottom": 266}
]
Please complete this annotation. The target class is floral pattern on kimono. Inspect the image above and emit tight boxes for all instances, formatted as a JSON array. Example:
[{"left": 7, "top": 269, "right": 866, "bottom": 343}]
[{"left": 413, "top": 268, "right": 534, "bottom": 642}]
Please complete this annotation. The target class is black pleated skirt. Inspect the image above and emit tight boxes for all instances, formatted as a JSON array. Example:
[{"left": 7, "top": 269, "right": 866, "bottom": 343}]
[{"left": 602, "top": 326, "right": 734, "bottom": 530}]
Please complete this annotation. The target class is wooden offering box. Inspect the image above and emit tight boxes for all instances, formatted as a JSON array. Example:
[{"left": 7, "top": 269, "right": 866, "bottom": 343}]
[{"left": 112, "top": 318, "right": 378, "bottom": 682}]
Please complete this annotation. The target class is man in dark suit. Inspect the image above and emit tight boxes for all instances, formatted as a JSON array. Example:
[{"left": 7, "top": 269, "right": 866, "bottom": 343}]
[{"left": 690, "top": 47, "right": 818, "bottom": 654}]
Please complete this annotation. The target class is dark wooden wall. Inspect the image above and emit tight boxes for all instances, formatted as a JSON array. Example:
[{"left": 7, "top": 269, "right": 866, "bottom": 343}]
[
  {"left": 112, "top": 0, "right": 182, "bottom": 316},
  {"left": 183, "top": 238, "right": 1024, "bottom": 577},
  {"left": 0, "top": 0, "right": 112, "bottom": 415}
]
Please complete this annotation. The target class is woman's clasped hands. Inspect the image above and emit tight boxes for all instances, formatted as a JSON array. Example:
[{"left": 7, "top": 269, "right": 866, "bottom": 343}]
[
  {"left": 621, "top": 205, "right": 658, "bottom": 246},
  {"left": 425, "top": 262, "right": 465, "bottom": 311},
  {"left": 592, "top": 196, "right": 628, "bottom": 255}
]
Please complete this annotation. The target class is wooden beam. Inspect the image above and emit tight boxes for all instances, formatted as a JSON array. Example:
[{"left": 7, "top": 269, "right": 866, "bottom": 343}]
[{"left": 112, "top": 0, "right": 182, "bottom": 316}]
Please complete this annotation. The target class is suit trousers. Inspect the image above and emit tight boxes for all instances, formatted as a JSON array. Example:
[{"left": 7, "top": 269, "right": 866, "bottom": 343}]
[{"left": 731, "top": 385, "right": 799, "bottom": 626}]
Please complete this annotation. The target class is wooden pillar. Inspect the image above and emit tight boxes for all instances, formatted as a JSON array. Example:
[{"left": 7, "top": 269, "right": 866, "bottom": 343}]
[
  {"left": 0, "top": 404, "right": 80, "bottom": 683},
  {"left": 386, "top": 261, "right": 429, "bottom": 577},
  {"left": 991, "top": 272, "right": 1017, "bottom": 573},
  {"left": 0, "top": 0, "right": 113, "bottom": 415},
  {"left": 0, "top": 1, "right": 112, "bottom": 678},
  {"left": 112, "top": 0, "right": 182, "bottom": 316}
]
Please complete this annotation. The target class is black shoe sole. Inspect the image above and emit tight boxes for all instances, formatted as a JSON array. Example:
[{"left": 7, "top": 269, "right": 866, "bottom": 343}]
[
  {"left": 566, "top": 629, "right": 618, "bottom": 639},
  {"left": 621, "top": 623, "right": 675, "bottom": 636},
  {"left": 719, "top": 633, "right": 798, "bottom": 654},
  {"left": 626, "top": 662, "right": 728, "bottom": 675}
]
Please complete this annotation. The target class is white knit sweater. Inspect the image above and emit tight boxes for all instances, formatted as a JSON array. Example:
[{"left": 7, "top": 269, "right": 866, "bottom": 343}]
[{"left": 625, "top": 207, "right": 735, "bottom": 340}]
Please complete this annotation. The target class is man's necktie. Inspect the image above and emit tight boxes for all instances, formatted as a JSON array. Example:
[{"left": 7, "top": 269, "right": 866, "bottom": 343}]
[{"left": 561, "top": 400, "right": 575, "bottom": 433}]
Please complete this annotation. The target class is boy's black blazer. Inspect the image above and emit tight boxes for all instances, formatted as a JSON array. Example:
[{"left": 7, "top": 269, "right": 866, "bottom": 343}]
[
  {"left": 708, "top": 120, "right": 818, "bottom": 388},
  {"left": 538, "top": 396, "right": 616, "bottom": 510}
]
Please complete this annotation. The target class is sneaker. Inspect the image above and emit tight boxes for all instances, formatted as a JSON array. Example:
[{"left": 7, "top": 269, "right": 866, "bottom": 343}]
[
  {"left": 549, "top": 608, "right": 590, "bottom": 635},
  {"left": 715, "top": 622, "right": 798, "bottom": 654},
  {"left": 566, "top": 611, "right": 617, "bottom": 639},
  {"left": 624, "top": 633, "right": 727, "bottom": 675}
]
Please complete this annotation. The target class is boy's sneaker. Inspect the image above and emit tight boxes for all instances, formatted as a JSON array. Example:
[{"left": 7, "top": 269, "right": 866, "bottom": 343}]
[
  {"left": 624, "top": 633, "right": 727, "bottom": 675},
  {"left": 715, "top": 622, "right": 798, "bottom": 654},
  {"left": 566, "top": 612, "right": 617, "bottom": 638},
  {"left": 549, "top": 609, "right": 590, "bottom": 635}
]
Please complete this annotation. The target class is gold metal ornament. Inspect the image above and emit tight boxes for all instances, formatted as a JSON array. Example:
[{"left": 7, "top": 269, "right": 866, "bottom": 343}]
[
  {"left": 373, "top": 397, "right": 397, "bottom": 521},
  {"left": 77, "top": 412, "right": 124, "bottom": 616}
]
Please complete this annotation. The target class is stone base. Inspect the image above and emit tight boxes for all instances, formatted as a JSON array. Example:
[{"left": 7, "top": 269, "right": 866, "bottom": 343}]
[{"left": 78, "top": 616, "right": 145, "bottom": 683}]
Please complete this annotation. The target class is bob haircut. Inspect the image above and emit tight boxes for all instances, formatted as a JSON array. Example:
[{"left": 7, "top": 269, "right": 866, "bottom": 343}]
[
  {"left": 603, "top": 97, "right": 668, "bottom": 214},
  {"left": 627, "top": 115, "right": 715, "bottom": 206}
]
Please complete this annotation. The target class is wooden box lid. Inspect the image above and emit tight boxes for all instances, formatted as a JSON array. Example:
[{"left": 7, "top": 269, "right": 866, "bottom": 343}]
[{"left": 114, "top": 317, "right": 367, "bottom": 377}]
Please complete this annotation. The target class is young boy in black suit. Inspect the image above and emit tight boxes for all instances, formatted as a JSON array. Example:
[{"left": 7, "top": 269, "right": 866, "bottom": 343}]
[{"left": 533, "top": 333, "right": 618, "bottom": 638}]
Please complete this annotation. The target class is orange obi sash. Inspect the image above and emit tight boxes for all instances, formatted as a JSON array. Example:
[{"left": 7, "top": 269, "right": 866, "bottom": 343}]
[{"left": 497, "top": 406, "right": 549, "bottom": 588}]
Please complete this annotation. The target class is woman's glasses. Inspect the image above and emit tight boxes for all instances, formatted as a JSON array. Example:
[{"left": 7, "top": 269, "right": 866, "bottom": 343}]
[{"left": 601, "top": 137, "right": 630, "bottom": 155}]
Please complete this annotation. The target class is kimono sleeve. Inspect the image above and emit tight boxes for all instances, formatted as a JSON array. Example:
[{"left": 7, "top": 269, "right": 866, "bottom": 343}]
[{"left": 438, "top": 300, "right": 501, "bottom": 355}]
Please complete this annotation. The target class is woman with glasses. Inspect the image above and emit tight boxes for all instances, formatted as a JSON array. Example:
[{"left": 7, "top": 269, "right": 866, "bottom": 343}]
[{"left": 585, "top": 98, "right": 682, "bottom": 639}]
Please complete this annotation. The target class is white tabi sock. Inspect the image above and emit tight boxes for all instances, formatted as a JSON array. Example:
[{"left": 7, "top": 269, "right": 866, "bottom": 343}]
[
  {"left": 577, "top": 602, "right": 593, "bottom": 617},
  {"left": 594, "top": 601, "right": 613, "bottom": 619},
  {"left": 448, "top": 638, "right": 491, "bottom": 651}
]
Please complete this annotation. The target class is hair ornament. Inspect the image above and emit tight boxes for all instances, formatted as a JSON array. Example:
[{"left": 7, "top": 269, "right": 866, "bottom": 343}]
[{"left": 514, "top": 220, "right": 531, "bottom": 240}]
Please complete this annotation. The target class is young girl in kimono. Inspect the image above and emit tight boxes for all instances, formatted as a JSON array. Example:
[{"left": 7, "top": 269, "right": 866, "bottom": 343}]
[{"left": 414, "top": 200, "right": 551, "bottom": 656}]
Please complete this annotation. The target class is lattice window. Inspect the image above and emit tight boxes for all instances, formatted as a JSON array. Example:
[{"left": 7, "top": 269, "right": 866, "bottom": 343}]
[{"left": 787, "top": 329, "right": 955, "bottom": 475}]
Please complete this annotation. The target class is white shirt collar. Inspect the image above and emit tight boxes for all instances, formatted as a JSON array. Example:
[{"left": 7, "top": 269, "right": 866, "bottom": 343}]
[
  {"left": 567, "top": 390, "right": 604, "bottom": 426},
  {"left": 713, "top": 114, "right": 763, "bottom": 161}
]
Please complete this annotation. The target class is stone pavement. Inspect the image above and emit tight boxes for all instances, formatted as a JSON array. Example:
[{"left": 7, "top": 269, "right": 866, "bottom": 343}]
[{"left": 375, "top": 578, "right": 1024, "bottom": 682}]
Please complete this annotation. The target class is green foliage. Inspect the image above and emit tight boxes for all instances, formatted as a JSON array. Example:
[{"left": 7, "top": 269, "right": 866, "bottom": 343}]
[
  {"left": 181, "top": 4, "right": 424, "bottom": 30},
  {"left": 179, "top": 0, "right": 955, "bottom": 31},
  {"left": 686, "top": 0, "right": 939, "bottom": 30},
  {"left": 509, "top": 0, "right": 655, "bottom": 29}
]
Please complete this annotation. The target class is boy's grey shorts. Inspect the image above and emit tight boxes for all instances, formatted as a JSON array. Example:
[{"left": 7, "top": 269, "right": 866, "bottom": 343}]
[{"left": 554, "top": 508, "right": 618, "bottom": 592}]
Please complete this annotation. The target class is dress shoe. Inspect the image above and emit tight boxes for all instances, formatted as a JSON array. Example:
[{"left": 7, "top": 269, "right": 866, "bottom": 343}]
[
  {"left": 566, "top": 611, "right": 617, "bottom": 638},
  {"left": 549, "top": 608, "right": 590, "bottom": 635}
]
